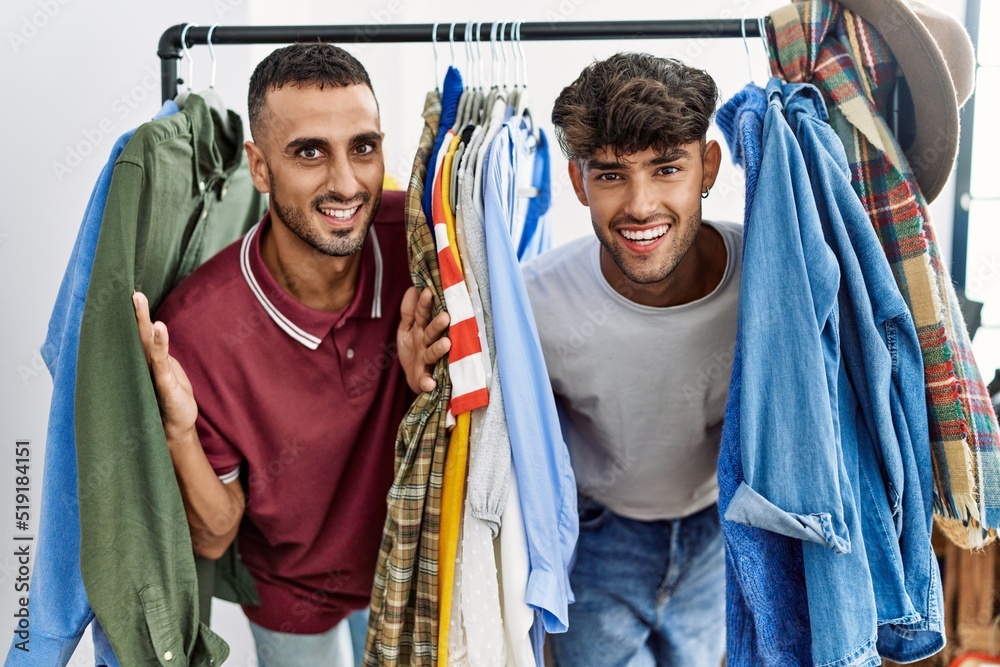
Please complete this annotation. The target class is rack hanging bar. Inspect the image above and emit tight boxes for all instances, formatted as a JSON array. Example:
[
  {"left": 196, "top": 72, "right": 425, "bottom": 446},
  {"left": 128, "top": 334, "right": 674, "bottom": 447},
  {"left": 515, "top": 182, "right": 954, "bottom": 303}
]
[{"left": 159, "top": 19, "right": 766, "bottom": 101}]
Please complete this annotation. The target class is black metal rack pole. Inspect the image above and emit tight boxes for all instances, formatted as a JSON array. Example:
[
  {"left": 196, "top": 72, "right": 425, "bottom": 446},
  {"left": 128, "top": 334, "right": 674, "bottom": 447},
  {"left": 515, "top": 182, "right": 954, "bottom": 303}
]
[{"left": 158, "top": 19, "right": 766, "bottom": 102}]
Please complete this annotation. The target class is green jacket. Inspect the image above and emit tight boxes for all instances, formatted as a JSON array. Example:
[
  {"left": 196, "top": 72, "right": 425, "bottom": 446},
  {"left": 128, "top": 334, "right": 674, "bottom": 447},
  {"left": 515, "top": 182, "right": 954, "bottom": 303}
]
[{"left": 76, "top": 94, "right": 264, "bottom": 666}]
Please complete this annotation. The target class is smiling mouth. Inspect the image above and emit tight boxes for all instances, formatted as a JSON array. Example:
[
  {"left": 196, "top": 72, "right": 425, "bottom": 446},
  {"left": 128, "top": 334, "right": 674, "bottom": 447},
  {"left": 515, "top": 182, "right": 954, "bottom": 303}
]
[
  {"left": 618, "top": 224, "right": 670, "bottom": 246},
  {"left": 318, "top": 205, "right": 361, "bottom": 224}
]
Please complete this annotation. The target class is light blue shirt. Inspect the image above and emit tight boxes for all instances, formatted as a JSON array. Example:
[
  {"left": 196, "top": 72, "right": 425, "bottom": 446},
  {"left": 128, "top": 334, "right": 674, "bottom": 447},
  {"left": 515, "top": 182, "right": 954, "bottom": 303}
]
[
  {"left": 5, "top": 101, "right": 178, "bottom": 667},
  {"left": 482, "top": 120, "right": 578, "bottom": 634}
]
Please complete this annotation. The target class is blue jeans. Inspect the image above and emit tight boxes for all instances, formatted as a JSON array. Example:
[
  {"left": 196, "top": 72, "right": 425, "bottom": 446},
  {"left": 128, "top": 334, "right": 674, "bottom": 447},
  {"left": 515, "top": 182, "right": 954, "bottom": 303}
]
[
  {"left": 250, "top": 617, "right": 353, "bottom": 667},
  {"left": 551, "top": 499, "right": 725, "bottom": 667}
]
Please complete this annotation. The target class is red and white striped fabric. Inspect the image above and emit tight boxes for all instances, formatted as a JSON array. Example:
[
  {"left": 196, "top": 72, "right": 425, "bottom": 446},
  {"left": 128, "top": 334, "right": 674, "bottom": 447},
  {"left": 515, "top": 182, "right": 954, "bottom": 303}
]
[{"left": 431, "top": 133, "right": 489, "bottom": 416}]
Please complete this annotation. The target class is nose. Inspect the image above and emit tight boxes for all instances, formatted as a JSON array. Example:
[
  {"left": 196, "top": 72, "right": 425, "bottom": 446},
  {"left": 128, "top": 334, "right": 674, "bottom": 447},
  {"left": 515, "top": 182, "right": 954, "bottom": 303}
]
[
  {"left": 324, "top": 152, "right": 362, "bottom": 201},
  {"left": 623, "top": 177, "right": 660, "bottom": 222}
]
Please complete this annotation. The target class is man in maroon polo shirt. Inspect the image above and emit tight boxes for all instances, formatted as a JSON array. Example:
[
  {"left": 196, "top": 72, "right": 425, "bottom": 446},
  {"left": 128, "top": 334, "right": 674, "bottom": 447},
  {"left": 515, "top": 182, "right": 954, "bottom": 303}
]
[{"left": 131, "top": 44, "right": 450, "bottom": 666}]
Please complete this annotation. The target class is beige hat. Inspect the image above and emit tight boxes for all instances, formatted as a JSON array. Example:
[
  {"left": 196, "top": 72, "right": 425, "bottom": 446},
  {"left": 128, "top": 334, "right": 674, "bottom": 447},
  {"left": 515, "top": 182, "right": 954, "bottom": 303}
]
[{"left": 833, "top": 0, "right": 976, "bottom": 202}]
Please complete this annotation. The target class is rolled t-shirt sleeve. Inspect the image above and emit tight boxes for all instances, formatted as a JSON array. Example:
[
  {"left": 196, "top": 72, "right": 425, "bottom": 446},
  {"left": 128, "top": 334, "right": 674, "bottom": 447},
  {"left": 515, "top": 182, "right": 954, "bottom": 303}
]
[{"left": 195, "top": 411, "right": 243, "bottom": 483}]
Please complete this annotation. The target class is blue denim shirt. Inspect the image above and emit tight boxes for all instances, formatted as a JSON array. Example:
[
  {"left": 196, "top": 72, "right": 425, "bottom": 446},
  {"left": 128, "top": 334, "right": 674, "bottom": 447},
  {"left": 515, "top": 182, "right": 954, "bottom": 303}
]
[
  {"left": 724, "top": 80, "right": 942, "bottom": 666},
  {"left": 5, "top": 102, "right": 178, "bottom": 667},
  {"left": 785, "top": 82, "right": 943, "bottom": 662},
  {"left": 716, "top": 83, "right": 812, "bottom": 667},
  {"left": 482, "top": 121, "right": 577, "bottom": 634}
]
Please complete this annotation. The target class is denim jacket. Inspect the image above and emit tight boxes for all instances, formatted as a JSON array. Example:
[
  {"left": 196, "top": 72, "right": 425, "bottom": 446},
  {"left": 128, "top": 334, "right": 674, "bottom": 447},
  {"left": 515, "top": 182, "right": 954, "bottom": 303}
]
[
  {"left": 786, "top": 82, "right": 944, "bottom": 662},
  {"left": 716, "top": 83, "right": 812, "bottom": 667},
  {"left": 725, "top": 80, "right": 943, "bottom": 666}
]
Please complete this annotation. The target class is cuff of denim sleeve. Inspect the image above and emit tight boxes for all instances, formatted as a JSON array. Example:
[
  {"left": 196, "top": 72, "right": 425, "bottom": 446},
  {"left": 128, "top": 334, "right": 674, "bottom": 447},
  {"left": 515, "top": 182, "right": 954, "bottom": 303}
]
[{"left": 724, "top": 481, "right": 851, "bottom": 554}]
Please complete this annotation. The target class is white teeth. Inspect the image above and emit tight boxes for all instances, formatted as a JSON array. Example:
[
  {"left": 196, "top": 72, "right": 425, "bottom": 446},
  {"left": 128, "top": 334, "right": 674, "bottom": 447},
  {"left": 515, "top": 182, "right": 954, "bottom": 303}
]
[
  {"left": 320, "top": 206, "right": 360, "bottom": 220},
  {"left": 620, "top": 225, "right": 668, "bottom": 242}
]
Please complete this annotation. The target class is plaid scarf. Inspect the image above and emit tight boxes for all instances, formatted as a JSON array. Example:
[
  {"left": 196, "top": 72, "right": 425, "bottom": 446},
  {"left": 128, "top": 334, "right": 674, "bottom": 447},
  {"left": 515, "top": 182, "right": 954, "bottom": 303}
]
[
  {"left": 365, "top": 91, "right": 451, "bottom": 666},
  {"left": 767, "top": 0, "right": 1000, "bottom": 546}
]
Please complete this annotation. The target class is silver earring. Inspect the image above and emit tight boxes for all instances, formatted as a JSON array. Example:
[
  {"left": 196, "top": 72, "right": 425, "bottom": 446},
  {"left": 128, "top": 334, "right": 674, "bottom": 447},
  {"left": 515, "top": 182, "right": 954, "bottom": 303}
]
[{"left": 701, "top": 188, "right": 710, "bottom": 199}]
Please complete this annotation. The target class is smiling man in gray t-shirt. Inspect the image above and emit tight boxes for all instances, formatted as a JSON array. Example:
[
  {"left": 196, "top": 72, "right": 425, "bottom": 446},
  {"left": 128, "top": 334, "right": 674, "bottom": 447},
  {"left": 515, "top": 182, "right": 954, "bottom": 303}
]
[{"left": 522, "top": 53, "right": 737, "bottom": 666}]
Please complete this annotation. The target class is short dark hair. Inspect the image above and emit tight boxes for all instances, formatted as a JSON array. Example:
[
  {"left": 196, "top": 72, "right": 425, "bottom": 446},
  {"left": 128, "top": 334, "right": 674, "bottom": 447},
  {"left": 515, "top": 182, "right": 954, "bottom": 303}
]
[
  {"left": 248, "top": 43, "right": 374, "bottom": 139},
  {"left": 551, "top": 53, "right": 719, "bottom": 162}
]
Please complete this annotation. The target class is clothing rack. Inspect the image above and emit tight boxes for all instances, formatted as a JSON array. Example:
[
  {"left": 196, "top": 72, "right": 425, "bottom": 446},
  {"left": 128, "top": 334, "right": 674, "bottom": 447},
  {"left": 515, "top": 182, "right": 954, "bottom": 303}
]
[{"left": 158, "top": 19, "right": 767, "bottom": 102}]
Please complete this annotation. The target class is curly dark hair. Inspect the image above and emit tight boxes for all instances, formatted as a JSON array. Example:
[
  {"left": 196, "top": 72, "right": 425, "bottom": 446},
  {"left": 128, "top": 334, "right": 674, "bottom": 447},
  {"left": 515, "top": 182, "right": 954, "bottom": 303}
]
[
  {"left": 551, "top": 53, "right": 719, "bottom": 162},
  {"left": 248, "top": 43, "right": 374, "bottom": 140}
]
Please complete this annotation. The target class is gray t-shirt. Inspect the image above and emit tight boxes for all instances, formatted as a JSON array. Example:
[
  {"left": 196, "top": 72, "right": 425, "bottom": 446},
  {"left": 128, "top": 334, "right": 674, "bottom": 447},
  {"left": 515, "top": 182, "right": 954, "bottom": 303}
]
[{"left": 522, "top": 221, "right": 742, "bottom": 520}]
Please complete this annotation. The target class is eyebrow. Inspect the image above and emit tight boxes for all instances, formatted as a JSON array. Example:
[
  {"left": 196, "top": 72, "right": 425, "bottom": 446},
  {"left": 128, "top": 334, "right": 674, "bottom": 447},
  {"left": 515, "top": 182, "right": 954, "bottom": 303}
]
[
  {"left": 285, "top": 136, "right": 330, "bottom": 153},
  {"left": 585, "top": 147, "right": 691, "bottom": 171},
  {"left": 285, "top": 132, "right": 383, "bottom": 154},
  {"left": 351, "top": 131, "right": 384, "bottom": 145}
]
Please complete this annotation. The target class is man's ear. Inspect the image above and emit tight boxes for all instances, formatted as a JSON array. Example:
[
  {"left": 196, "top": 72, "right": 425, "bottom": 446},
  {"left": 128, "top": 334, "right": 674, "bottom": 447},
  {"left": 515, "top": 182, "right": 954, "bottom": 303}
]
[
  {"left": 568, "top": 160, "right": 589, "bottom": 207},
  {"left": 701, "top": 139, "right": 722, "bottom": 192},
  {"left": 244, "top": 141, "right": 270, "bottom": 195}
]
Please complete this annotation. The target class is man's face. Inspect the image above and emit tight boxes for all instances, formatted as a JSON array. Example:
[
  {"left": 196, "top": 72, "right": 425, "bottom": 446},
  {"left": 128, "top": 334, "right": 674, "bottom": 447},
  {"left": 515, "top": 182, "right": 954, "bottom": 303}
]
[
  {"left": 246, "top": 83, "right": 384, "bottom": 257},
  {"left": 569, "top": 140, "right": 720, "bottom": 285}
]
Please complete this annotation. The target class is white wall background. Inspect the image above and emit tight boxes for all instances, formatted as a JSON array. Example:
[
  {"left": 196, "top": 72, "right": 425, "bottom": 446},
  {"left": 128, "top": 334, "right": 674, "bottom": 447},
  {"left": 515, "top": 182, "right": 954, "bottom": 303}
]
[{"left": 0, "top": 0, "right": 965, "bottom": 664}]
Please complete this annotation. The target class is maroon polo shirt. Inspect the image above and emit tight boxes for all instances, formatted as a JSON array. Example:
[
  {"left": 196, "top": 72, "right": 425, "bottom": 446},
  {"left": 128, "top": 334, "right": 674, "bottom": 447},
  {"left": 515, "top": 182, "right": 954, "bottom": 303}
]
[{"left": 156, "top": 191, "right": 412, "bottom": 634}]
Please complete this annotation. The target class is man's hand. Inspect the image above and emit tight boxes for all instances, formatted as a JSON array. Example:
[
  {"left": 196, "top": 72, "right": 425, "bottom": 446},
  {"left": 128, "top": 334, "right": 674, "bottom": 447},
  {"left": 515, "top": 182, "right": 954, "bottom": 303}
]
[
  {"left": 397, "top": 287, "right": 451, "bottom": 393},
  {"left": 133, "top": 292, "right": 198, "bottom": 442}
]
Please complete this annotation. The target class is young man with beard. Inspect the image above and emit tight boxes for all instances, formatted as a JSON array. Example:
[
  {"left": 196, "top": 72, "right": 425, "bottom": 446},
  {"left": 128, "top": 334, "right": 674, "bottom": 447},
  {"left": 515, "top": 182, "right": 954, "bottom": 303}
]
[
  {"left": 523, "top": 53, "right": 738, "bottom": 666},
  {"left": 132, "top": 44, "right": 450, "bottom": 666}
]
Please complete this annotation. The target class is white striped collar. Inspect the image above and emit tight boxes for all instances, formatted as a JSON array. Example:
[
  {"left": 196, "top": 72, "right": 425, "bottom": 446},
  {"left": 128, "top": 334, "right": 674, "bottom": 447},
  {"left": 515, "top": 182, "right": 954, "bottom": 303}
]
[{"left": 240, "top": 215, "right": 384, "bottom": 350}]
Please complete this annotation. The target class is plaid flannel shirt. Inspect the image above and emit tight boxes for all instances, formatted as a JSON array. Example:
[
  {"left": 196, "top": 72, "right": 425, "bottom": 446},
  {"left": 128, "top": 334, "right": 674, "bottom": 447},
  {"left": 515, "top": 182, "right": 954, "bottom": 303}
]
[{"left": 365, "top": 91, "right": 450, "bottom": 666}]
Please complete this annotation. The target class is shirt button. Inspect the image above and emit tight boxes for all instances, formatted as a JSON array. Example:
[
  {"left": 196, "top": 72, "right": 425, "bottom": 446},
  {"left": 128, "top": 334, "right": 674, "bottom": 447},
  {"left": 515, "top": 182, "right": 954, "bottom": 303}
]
[
  {"left": 346, "top": 348, "right": 355, "bottom": 359},
  {"left": 221, "top": 186, "right": 228, "bottom": 199},
  {"left": 198, "top": 180, "right": 206, "bottom": 193},
  {"left": 164, "top": 651, "right": 173, "bottom": 661},
  {"left": 200, "top": 208, "right": 208, "bottom": 221}
]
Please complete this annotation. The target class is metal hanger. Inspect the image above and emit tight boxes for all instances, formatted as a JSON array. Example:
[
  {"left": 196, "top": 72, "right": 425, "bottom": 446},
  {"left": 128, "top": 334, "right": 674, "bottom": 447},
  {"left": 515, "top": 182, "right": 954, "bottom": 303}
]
[
  {"left": 515, "top": 21, "right": 533, "bottom": 126},
  {"left": 741, "top": 17, "right": 756, "bottom": 84},
  {"left": 431, "top": 22, "right": 441, "bottom": 91},
  {"left": 451, "top": 23, "right": 468, "bottom": 133},
  {"left": 499, "top": 21, "right": 510, "bottom": 94},
  {"left": 174, "top": 23, "right": 197, "bottom": 106},
  {"left": 199, "top": 24, "right": 236, "bottom": 142},
  {"left": 206, "top": 23, "right": 220, "bottom": 88},
  {"left": 506, "top": 21, "right": 519, "bottom": 112},
  {"left": 458, "top": 21, "right": 478, "bottom": 129},
  {"left": 758, "top": 17, "right": 770, "bottom": 75},
  {"left": 489, "top": 22, "right": 500, "bottom": 91},
  {"left": 516, "top": 21, "right": 528, "bottom": 91},
  {"left": 473, "top": 22, "right": 489, "bottom": 125},
  {"left": 485, "top": 22, "right": 503, "bottom": 116}
]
